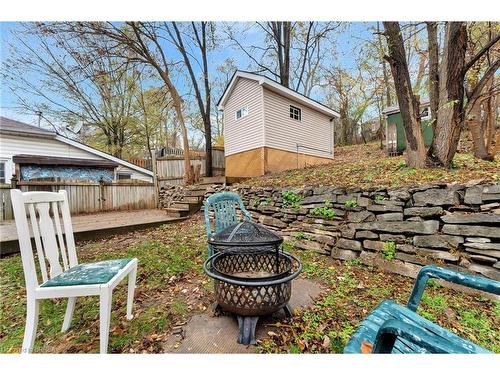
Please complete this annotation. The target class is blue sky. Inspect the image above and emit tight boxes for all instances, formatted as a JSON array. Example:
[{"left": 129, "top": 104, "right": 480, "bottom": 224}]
[{"left": 0, "top": 22, "right": 376, "bottom": 129}]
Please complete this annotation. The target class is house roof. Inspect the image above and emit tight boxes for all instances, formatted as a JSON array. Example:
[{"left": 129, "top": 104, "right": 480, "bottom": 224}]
[
  {"left": 0, "top": 116, "right": 56, "bottom": 139},
  {"left": 217, "top": 70, "right": 340, "bottom": 118},
  {"left": 0, "top": 117, "right": 153, "bottom": 177},
  {"left": 382, "top": 100, "right": 431, "bottom": 116}
]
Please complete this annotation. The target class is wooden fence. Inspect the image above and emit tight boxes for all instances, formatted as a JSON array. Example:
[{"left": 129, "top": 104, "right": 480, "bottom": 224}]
[
  {"left": 156, "top": 147, "right": 225, "bottom": 186},
  {"left": 0, "top": 180, "right": 156, "bottom": 220},
  {"left": 0, "top": 185, "right": 13, "bottom": 221}
]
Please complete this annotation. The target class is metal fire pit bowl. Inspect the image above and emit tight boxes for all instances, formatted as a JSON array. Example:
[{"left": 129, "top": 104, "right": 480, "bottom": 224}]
[{"left": 204, "top": 250, "right": 302, "bottom": 345}]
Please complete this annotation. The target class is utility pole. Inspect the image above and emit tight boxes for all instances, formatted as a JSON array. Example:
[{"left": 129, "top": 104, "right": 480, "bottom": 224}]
[{"left": 35, "top": 111, "right": 42, "bottom": 127}]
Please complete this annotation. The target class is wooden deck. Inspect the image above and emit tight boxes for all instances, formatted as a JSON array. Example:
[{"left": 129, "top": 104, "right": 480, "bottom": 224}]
[{"left": 0, "top": 209, "right": 184, "bottom": 256}]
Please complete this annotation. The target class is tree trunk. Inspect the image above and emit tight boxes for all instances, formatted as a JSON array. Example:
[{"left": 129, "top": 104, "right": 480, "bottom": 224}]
[
  {"left": 427, "top": 22, "right": 440, "bottom": 127},
  {"left": 158, "top": 70, "right": 193, "bottom": 183},
  {"left": 377, "top": 22, "right": 392, "bottom": 108},
  {"left": 271, "top": 22, "right": 291, "bottom": 87},
  {"left": 426, "top": 22, "right": 440, "bottom": 160},
  {"left": 383, "top": 22, "right": 427, "bottom": 168},
  {"left": 432, "top": 22, "right": 467, "bottom": 166},
  {"left": 170, "top": 22, "right": 213, "bottom": 177},
  {"left": 466, "top": 98, "right": 491, "bottom": 160}
]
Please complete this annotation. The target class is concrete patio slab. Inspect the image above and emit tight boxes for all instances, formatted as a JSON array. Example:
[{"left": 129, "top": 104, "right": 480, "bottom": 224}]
[{"left": 163, "top": 277, "right": 323, "bottom": 353}]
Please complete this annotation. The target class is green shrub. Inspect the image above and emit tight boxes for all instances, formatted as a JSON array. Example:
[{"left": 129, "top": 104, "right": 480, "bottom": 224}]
[
  {"left": 295, "top": 231, "right": 306, "bottom": 240},
  {"left": 344, "top": 199, "right": 357, "bottom": 208},
  {"left": 310, "top": 199, "right": 336, "bottom": 219},
  {"left": 260, "top": 197, "right": 272, "bottom": 207},
  {"left": 382, "top": 241, "right": 396, "bottom": 260},
  {"left": 282, "top": 190, "right": 303, "bottom": 209},
  {"left": 374, "top": 194, "right": 385, "bottom": 201}
]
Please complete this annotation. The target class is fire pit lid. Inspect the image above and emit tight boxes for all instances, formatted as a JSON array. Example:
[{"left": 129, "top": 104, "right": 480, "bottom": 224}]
[{"left": 208, "top": 220, "right": 283, "bottom": 246}]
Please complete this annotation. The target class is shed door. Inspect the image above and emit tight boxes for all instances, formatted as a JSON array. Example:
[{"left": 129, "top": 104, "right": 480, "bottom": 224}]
[{"left": 387, "top": 124, "right": 397, "bottom": 155}]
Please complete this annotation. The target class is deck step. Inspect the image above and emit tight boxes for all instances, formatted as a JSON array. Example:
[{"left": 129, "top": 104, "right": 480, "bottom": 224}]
[{"left": 165, "top": 208, "right": 190, "bottom": 218}]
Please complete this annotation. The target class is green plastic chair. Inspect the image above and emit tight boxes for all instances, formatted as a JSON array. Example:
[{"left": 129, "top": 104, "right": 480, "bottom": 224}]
[
  {"left": 344, "top": 265, "right": 500, "bottom": 353},
  {"left": 204, "top": 192, "right": 252, "bottom": 257}
]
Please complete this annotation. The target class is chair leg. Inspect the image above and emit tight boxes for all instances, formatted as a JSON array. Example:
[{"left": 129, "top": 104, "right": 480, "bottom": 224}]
[
  {"left": 22, "top": 297, "right": 39, "bottom": 354},
  {"left": 62, "top": 297, "right": 77, "bottom": 332},
  {"left": 126, "top": 265, "right": 137, "bottom": 320},
  {"left": 99, "top": 288, "right": 112, "bottom": 354}
]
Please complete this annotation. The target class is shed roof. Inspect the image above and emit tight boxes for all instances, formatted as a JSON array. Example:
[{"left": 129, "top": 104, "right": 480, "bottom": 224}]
[
  {"left": 217, "top": 70, "right": 340, "bottom": 118},
  {"left": 382, "top": 100, "right": 431, "bottom": 116}
]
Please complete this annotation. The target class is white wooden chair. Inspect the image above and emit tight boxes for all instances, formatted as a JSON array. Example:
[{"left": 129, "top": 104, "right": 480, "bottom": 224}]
[{"left": 10, "top": 189, "right": 138, "bottom": 354}]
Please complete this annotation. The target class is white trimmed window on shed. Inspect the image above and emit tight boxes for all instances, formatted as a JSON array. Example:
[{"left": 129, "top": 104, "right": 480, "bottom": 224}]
[
  {"left": 420, "top": 106, "right": 431, "bottom": 120},
  {"left": 235, "top": 107, "right": 249, "bottom": 120},
  {"left": 290, "top": 105, "right": 302, "bottom": 121}
]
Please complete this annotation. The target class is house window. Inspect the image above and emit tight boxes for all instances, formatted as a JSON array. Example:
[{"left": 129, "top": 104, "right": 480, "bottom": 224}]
[
  {"left": 235, "top": 107, "right": 249, "bottom": 120},
  {"left": 0, "top": 162, "right": 5, "bottom": 184},
  {"left": 420, "top": 107, "right": 431, "bottom": 120},
  {"left": 290, "top": 105, "right": 301, "bottom": 121},
  {"left": 117, "top": 172, "right": 132, "bottom": 180}
]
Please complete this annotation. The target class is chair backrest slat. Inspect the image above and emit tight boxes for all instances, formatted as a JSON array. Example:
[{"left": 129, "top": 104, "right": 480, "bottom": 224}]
[
  {"left": 36, "top": 202, "right": 63, "bottom": 279},
  {"left": 27, "top": 203, "right": 48, "bottom": 283},
  {"left": 52, "top": 201, "right": 69, "bottom": 271},
  {"left": 10, "top": 189, "right": 78, "bottom": 290},
  {"left": 204, "top": 192, "right": 252, "bottom": 257}
]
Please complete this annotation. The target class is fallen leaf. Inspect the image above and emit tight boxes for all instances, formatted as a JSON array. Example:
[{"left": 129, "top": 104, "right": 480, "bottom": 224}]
[{"left": 361, "top": 341, "right": 373, "bottom": 354}]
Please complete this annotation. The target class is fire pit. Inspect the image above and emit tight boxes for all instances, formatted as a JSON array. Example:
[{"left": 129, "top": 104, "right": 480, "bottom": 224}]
[{"left": 204, "top": 221, "right": 302, "bottom": 345}]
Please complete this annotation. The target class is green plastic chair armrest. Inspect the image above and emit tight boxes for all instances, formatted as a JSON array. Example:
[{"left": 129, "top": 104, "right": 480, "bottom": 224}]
[
  {"left": 372, "top": 319, "right": 467, "bottom": 354},
  {"left": 407, "top": 265, "right": 500, "bottom": 312}
]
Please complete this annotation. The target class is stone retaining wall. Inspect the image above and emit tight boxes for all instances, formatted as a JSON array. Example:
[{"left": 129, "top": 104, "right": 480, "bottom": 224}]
[{"left": 207, "top": 183, "right": 500, "bottom": 281}]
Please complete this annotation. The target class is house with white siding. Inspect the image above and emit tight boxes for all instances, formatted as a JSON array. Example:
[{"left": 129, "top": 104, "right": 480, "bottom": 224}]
[
  {"left": 217, "top": 70, "right": 339, "bottom": 179},
  {"left": 0, "top": 117, "right": 153, "bottom": 184}
]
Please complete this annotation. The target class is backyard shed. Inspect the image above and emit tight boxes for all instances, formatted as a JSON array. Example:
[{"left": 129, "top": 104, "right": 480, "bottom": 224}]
[
  {"left": 217, "top": 71, "right": 339, "bottom": 180},
  {"left": 383, "top": 101, "right": 434, "bottom": 155},
  {"left": 0, "top": 117, "right": 153, "bottom": 184}
]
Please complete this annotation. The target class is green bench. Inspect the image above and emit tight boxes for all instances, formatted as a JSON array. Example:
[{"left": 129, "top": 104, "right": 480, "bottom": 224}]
[{"left": 344, "top": 265, "right": 500, "bottom": 354}]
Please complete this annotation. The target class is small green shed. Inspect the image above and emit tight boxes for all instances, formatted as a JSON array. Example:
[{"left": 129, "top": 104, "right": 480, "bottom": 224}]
[{"left": 383, "top": 101, "right": 433, "bottom": 155}]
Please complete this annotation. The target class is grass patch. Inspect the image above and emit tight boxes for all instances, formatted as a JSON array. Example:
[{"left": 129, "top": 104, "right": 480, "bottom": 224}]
[
  {"left": 244, "top": 142, "right": 499, "bottom": 189},
  {"left": 259, "top": 244, "right": 500, "bottom": 353},
  {"left": 1, "top": 217, "right": 498, "bottom": 354}
]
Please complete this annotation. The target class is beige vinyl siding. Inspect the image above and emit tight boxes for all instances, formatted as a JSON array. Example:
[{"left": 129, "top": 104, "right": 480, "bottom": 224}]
[
  {"left": 223, "top": 77, "right": 264, "bottom": 156},
  {"left": 262, "top": 88, "right": 333, "bottom": 159}
]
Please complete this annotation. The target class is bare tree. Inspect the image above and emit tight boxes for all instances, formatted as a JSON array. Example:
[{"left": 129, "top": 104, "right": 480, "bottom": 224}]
[
  {"left": 3, "top": 23, "right": 140, "bottom": 158},
  {"left": 70, "top": 22, "right": 195, "bottom": 183},
  {"left": 167, "top": 22, "right": 214, "bottom": 176},
  {"left": 226, "top": 22, "right": 338, "bottom": 92},
  {"left": 384, "top": 21, "right": 499, "bottom": 167}
]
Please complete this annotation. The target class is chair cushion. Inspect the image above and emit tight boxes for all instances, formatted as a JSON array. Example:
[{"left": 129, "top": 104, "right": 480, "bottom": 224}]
[
  {"left": 40, "top": 259, "right": 133, "bottom": 288},
  {"left": 344, "top": 300, "right": 490, "bottom": 354}
]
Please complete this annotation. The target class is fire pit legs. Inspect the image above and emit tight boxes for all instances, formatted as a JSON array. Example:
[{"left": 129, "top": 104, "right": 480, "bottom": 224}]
[
  {"left": 237, "top": 316, "right": 259, "bottom": 345},
  {"left": 283, "top": 303, "right": 293, "bottom": 318}
]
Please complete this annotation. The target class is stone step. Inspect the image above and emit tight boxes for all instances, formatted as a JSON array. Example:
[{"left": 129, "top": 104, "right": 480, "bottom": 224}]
[
  {"left": 186, "top": 189, "right": 207, "bottom": 197},
  {"left": 181, "top": 196, "right": 202, "bottom": 204},
  {"left": 165, "top": 208, "right": 190, "bottom": 218},
  {"left": 171, "top": 202, "right": 190, "bottom": 210},
  {"left": 200, "top": 176, "right": 226, "bottom": 184}
]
